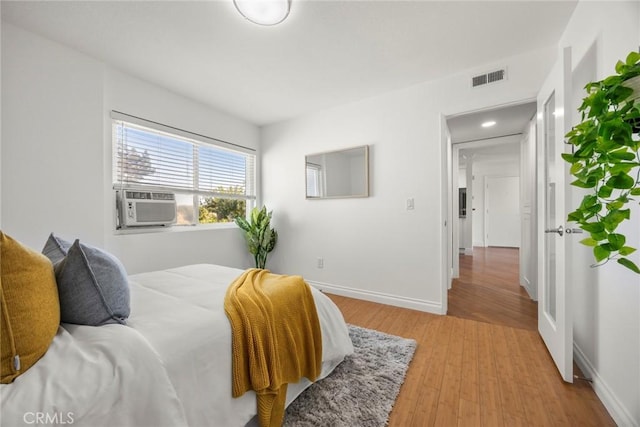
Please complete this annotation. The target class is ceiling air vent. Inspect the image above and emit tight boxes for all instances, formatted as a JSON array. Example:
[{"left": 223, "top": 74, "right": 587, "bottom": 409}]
[{"left": 471, "top": 68, "right": 507, "bottom": 88}]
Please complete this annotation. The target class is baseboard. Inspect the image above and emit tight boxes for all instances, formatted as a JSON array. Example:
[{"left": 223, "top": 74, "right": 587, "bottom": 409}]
[
  {"left": 307, "top": 280, "right": 444, "bottom": 315},
  {"left": 573, "top": 343, "right": 638, "bottom": 427},
  {"left": 520, "top": 276, "right": 536, "bottom": 300}
]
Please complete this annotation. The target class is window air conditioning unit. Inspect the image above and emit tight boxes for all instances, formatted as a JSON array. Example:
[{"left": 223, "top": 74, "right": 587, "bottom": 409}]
[{"left": 117, "top": 190, "right": 177, "bottom": 228}]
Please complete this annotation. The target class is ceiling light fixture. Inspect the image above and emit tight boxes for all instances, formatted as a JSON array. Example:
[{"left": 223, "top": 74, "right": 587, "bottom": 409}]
[
  {"left": 481, "top": 121, "right": 496, "bottom": 128},
  {"left": 233, "top": 0, "right": 291, "bottom": 26}
]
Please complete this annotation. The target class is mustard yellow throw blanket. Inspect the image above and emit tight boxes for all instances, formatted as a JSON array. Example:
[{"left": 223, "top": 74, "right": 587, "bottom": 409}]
[{"left": 224, "top": 269, "right": 322, "bottom": 427}]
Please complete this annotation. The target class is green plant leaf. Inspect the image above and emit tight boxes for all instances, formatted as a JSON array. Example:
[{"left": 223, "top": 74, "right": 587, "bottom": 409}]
[
  {"left": 615, "top": 60, "right": 626, "bottom": 74},
  {"left": 604, "top": 75, "right": 622, "bottom": 86},
  {"left": 571, "top": 177, "right": 598, "bottom": 188},
  {"left": 583, "top": 203, "right": 601, "bottom": 215},
  {"left": 617, "top": 258, "right": 640, "bottom": 274},
  {"left": 619, "top": 246, "right": 637, "bottom": 256},
  {"left": 588, "top": 91, "right": 608, "bottom": 117},
  {"left": 609, "top": 162, "right": 639, "bottom": 175},
  {"left": 591, "top": 231, "right": 608, "bottom": 241},
  {"left": 593, "top": 245, "right": 610, "bottom": 262},
  {"left": 607, "top": 233, "right": 626, "bottom": 250},
  {"left": 570, "top": 162, "right": 583, "bottom": 175},
  {"left": 581, "top": 222, "right": 605, "bottom": 233},
  {"left": 580, "top": 237, "right": 599, "bottom": 247},
  {"left": 567, "top": 210, "right": 584, "bottom": 222},
  {"left": 612, "top": 85, "right": 634, "bottom": 103},
  {"left": 561, "top": 153, "right": 576, "bottom": 163},
  {"left": 609, "top": 151, "right": 636, "bottom": 161},
  {"left": 579, "top": 195, "right": 598, "bottom": 209},
  {"left": 574, "top": 140, "right": 597, "bottom": 158},
  {"left": 606, "top": 173, "right": 635, "bottom": 189},
  {"left": 597, "top": 185, "right": 613, "bottom": 198},
  {"left": 630, "top": 188, "right": 640, "bottom": 196},
  {"left": 606, "top": 200, "right": 624, "bottom": 210},
  {"left": 603, "top": 209, "right": 630, "bottom": 232},
  {"left": 625, "top": 51, "right": 640, "bottom": 66}
]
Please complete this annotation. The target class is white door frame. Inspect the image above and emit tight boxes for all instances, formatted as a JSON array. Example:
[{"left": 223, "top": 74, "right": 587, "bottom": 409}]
[
  {"left": 443, "top": 100, "right": 536, "bottom": 313},
  {"left": 452, "top": 144, "right": 461, "bottom": 280},
  {"left": 440, "top": 114, "right": 452, "bottom": 314}
]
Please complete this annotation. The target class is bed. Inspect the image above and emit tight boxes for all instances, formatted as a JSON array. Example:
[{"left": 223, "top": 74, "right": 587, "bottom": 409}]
[{"left": 0, "top": 263, "right": 354, "bottom": 427}]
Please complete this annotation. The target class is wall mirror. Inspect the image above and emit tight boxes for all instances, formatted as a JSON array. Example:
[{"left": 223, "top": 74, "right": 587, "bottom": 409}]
[{"left": 305, "top": 145, "right": 369, "bottom": 199}]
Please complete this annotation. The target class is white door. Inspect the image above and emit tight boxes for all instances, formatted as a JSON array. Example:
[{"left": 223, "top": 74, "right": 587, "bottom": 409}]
[
  {"left": 537, "top": 46, "right": 573, "bottom": 383},
  {"left": 486, "top": 176, "right": 520, "bottom": 247}
]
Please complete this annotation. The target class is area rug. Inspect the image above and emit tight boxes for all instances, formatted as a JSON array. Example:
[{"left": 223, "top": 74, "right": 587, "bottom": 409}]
[{"left": 283, "top": 324, "right": 417, "bottom": 427}]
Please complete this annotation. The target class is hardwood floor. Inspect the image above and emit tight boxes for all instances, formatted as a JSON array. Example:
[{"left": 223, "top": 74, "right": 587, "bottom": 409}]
[
  {"left": 327, "top": 294, "right": 615, "bottom": 426},
  {"left": 448, "top": 247, "right": 537, "bottom": 331}
]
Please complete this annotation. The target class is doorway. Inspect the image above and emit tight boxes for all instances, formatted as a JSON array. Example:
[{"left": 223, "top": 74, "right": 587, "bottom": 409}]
[{"left": 446, "top": 101, "right": 538, "bottom": 330}]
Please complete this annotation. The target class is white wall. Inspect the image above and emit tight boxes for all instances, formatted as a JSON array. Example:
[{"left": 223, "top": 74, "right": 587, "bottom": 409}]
[
  {"left": 261, "top": 46, "right": 555, "bottom": 313},
  {"left": 1, "top": 23, "right": 259, "bottom": 273},
  {"left": 2, "top": 23, "right": 105, "bottom": 248},
  {"left": 558, "top": 2, "right": 640, "bottom": 425}
]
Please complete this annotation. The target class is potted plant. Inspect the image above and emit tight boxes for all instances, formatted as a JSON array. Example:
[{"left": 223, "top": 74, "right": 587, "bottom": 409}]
[
  {"left": 235, "top": 206, "right": 278, "bottom": 269},
  {"left": 563, "top": 51, "right": 640, "bottom": 273}
]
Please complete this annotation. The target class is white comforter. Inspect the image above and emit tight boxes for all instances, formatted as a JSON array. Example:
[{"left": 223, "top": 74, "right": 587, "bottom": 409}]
[{"left": 0, "top": 264, "right": 354, "bottom": 427}]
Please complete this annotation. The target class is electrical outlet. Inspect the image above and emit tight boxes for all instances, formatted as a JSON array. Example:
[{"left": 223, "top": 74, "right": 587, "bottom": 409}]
[{"left": 317, "top": 258, "right": 324, "bottom": 269}]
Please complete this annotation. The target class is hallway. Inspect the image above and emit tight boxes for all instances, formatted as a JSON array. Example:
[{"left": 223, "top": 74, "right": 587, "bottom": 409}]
[{"left": 447, "top": 247, "right": 537, "bottom": 331}]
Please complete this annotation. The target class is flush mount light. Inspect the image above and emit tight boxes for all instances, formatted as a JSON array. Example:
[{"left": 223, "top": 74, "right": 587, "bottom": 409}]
[
  {"left": 481, "top": 121, "right": 496, "bottom": 128},
  {"left": 233, "top": 0, "right": 291, "bottom": 26}
]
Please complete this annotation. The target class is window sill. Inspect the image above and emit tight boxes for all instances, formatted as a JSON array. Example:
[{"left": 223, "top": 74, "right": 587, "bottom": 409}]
[{"left": 114, "top": 222, "right": 238, "bottom": 236}]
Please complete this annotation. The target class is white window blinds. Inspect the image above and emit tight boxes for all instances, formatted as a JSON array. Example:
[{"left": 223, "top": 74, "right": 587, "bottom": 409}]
[{"left": 112, "top": 114, "right": 256, "bottom": 200}]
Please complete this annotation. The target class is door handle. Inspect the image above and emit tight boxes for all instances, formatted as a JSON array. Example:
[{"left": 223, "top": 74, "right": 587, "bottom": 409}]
[
  {"left": 545, "top": 225, "right": 564, "bottom": 236},
  {"left": 565, "top": 227, "right": 583, "bottom": 234}
]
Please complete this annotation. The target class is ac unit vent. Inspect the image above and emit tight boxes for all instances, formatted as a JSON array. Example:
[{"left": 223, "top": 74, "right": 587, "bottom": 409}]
[
  {"left": 471, "top": 68, "right": 507, "bottom": 88},
  {"left": 472, "top": 74, "right": 487, "bottom": 87},
  {"left": 487, "top": 69, "right": 505, "bottom": 83}
]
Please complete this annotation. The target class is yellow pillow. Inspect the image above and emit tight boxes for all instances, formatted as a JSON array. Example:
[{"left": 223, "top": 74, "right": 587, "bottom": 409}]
[{"left": 1, "top": 232, "right": 60, "bottom": 383}]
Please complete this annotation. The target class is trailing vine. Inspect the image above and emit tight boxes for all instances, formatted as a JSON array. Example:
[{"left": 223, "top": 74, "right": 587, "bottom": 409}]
[{"left": 563, "top": 51, "right": 640, "bottom": 273}]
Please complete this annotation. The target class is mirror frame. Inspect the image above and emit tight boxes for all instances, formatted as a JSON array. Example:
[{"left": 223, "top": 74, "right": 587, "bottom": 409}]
[{"left": 305, "top": 145, "right": 369, "bottom": 199}]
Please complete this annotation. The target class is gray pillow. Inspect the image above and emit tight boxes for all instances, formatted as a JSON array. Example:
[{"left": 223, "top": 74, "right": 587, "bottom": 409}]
[
  {"left": 53, "top": 239, "right": 130, "bottom": 326},
  {"left": 42, "top": 233, "right": 72, "bottom": 265}
]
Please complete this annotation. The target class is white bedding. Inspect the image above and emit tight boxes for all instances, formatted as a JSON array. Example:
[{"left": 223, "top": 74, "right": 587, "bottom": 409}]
[{"left": 0, "top": 264, "right": 354, "bottom": 427}]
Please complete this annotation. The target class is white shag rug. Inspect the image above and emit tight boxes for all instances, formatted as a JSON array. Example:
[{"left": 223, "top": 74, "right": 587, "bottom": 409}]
[{"left": 283, "top": 324, "right": 417, "bottom": 427}]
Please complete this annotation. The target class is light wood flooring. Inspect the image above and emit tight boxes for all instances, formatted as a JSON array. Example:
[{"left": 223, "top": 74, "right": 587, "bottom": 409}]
[
  {"left": 448, "top": 247, "right": 537, "bottom": 330},
  {"left": 325, "top": 246, "right": 615, "bottom": 426}
]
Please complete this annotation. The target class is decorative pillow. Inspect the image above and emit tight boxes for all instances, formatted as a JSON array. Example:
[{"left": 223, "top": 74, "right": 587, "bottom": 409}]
[
  {"left": 42, "top": 233, "right": 72, "bottom": 265},
  {"left": 54, "top": 239, "right": 130, "bottom": 326},
  {"left": 1, "top": 232, "right": 60, "bottom": 384}
]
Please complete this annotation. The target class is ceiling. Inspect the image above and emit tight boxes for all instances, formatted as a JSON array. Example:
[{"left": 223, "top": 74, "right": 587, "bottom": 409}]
[
  {"left": 1, "top": 1, "right": 578, "bottom": 126},
  {"left": 449, "top": 101, "right": 537, "bottom": 167},
  {"left": 448, "top": 102, "right": 537, "bottom": 144}
]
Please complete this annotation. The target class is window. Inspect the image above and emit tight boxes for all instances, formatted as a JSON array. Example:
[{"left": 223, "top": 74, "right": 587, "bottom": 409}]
[
  {"left": 305, "top": 162, "right": 323, "bottom": 198},
  {"left": 112, "top": 112, "right": 256, "bottom": 226}
]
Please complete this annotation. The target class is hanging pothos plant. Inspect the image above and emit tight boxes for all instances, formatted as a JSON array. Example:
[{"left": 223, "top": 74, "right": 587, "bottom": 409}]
[{"left": 563, "top": 51, "right": 640, "bottom": 273}]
